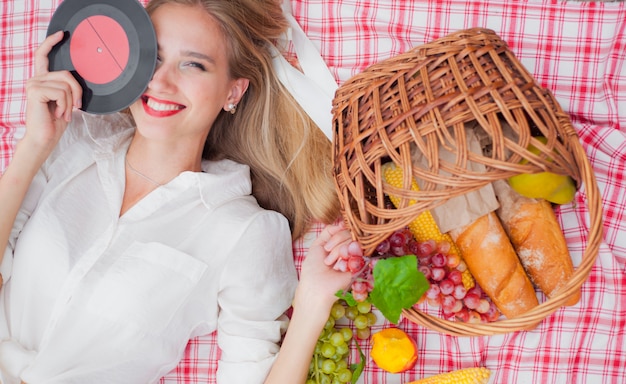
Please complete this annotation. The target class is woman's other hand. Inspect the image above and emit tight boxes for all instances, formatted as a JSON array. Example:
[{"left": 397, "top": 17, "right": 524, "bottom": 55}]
[
  {"left": 24, "top": 31, "right": 82, "bottom": 155},
  {"left": 295, "top": 222, "right": 363, "bottom": 313},
  {"left": 265, "top": 223, "right": 363, "bottom": 384}
]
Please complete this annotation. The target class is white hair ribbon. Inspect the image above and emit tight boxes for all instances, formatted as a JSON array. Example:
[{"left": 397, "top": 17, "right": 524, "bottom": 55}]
[{"left": 272, "top": 0, "right": 338, "bottom": 141}]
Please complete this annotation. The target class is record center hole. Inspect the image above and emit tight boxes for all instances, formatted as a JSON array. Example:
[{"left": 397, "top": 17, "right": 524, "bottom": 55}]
[{"left": 97, "top": 47, "right": 103, "bottom": 53}]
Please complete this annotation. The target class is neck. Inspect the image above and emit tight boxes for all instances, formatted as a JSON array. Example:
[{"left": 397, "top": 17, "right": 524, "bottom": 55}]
[
  {"left": 120, "top": 140, "right": 203, "bottom": 217},
  {"left": 125, "top": 135, "right": 204, "bottom": 182}
]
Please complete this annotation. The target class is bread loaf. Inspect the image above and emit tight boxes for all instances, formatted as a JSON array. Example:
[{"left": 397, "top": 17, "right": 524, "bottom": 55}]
[
  {"left": 493, "top": 180, "right": 579, "bottom": 306},
  {"left": 449, "top": 212, "right": 539, "bottom": 318}
]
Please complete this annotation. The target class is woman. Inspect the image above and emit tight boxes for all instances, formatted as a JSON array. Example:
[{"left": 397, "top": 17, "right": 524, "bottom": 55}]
[{"left": 0, "top": 0, "right": 360, "bottom": 382}]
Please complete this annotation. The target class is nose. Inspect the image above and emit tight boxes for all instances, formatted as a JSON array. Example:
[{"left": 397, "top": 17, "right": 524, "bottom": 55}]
[{"left": 147, "top": 61, "right": 175, "bottom": 92}]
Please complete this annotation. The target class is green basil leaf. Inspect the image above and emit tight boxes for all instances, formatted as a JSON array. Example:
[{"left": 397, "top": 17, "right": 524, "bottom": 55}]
[{"left": 369, "top": 255, "right": 429, "bottom": 324}]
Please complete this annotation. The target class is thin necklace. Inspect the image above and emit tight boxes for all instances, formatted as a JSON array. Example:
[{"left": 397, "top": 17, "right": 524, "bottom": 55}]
[{"left": 125, "top": 157, "right": 163, "bottom": 187}]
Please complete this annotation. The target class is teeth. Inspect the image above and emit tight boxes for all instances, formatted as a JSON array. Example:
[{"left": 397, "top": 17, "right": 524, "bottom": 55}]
[{"left": 146, "top": 98, "right": 182, "bottom": 111}]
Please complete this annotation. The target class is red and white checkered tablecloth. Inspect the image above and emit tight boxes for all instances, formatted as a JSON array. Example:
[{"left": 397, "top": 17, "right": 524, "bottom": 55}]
[{"left": 1, "top": 1, "right": 625, "bottom": 383}]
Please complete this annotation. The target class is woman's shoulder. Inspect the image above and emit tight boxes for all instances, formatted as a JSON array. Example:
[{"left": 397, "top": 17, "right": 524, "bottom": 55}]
[
  {"left": 189, "top": 170, "right": 292, "bottom": 266},
  {"left": 202, "top": 161, "right": 287, "bottom": 222},
  {"left": 198, "top": 159, "right": 254, "bottom": 209},
  {"left": 196, "top": 159, "right": 290, "bottom": 234}
]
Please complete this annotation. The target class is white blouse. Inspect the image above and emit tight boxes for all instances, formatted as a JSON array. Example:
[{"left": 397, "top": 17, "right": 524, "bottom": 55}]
[{"left": 0, "top": 112, "right": 298, "bottom": 384}]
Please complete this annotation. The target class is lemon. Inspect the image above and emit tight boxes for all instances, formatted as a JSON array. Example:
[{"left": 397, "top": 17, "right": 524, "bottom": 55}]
[{"left": 508, "top": 136, "right": 576, "bottom": 205}]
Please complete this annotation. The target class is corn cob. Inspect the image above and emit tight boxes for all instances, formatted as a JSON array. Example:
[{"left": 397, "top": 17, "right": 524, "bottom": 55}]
[
  {"left": 406, "top": 367, "right": 491, "bottom": 384},
  {"left": 381, "top": 162, "right": 474, "bottom": 290}
]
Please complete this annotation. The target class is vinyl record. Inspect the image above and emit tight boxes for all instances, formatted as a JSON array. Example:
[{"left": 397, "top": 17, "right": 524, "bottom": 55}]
[{"left": 46, "top": 0, "right": 157, "bottom": 114}]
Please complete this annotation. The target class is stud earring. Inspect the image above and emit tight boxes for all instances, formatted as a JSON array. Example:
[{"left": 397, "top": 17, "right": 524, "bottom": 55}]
[{"left": 228, "top": 103, "right": 237, "bottom": 114}]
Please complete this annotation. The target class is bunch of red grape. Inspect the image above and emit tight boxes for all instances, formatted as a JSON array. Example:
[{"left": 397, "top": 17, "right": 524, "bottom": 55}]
[
  {"left": 331, "top": 243, "right": 373, "bottom": 302},
  {"left": 375, "top": 227, "right": 501, "bottom": 323}
]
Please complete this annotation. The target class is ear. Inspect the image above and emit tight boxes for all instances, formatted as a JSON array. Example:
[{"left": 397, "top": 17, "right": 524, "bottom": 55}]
[{"left": 223, "top": 78, "right": 249, "bottom": 111}]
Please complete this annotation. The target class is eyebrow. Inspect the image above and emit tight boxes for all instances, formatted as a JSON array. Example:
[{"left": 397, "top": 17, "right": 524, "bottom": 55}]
[
  {"left": 181, "top": 50, "right": 216, "bottom": 65},
  {"left": 156, "top": 44, "right": 217, "bottom": 65}
]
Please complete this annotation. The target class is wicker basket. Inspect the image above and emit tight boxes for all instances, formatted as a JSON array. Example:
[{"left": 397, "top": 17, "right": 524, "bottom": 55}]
[{"left": 331, "top": 28, "right": 602, "bottom": 336}]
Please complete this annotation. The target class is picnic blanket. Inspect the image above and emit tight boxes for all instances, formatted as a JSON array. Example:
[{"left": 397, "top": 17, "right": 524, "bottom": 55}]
[{"left": 1, "top": 1, "right": 624, "bottom": 383}]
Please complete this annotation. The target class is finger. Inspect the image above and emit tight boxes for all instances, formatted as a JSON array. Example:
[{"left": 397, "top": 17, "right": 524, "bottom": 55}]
[
  {"left": 323, "top": 242, "right": 349, "bottom": 265},
  {"left": 34, "top": 31, "right": 65, "bottom": 76},
  {"left": 48, "top": 88, "right": 71, "bottom": 121},
  {"left": 63, "top": 71, "right": 82, "bottom": 109},
  {"left": 323, "top": 229, "right": 352, "bottom": 252},
  {"left": 30, "top": 71, "right": 82, "bottom": 111},
  {"left": 28, "top": 80, "right": 73, "bottom": 120},
  {"left": 332, "top": 258, "right": 348, "bottom": 272},
  {"left": 47, "top": 70, "right": 83, "bottom": 109},
  {"left": 48, "top": 78, "right": 74, "bottom": 121},
  {"left": 312, "top": 222, "right": 345, "bottom": 247}
]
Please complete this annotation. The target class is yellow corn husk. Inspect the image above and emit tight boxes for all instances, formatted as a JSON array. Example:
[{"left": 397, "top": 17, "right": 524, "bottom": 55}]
[
  {"left": 381, "top": 162, "right": 475, "bottom": 290},
  {"left": 406, "top": 367, "right": 491, "bottom": 384}
]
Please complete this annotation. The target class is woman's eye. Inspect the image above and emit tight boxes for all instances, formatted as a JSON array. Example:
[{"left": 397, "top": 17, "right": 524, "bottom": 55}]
[{"left": 186, "top": 62, "right": 206, "bottom": 71}]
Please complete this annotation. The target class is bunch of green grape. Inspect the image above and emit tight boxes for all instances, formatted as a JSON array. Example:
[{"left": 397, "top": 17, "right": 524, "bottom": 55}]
[
  {"left": 306, "top": 300, "right": 376, "bottom": 384},
  {"left": 344, "top": 300, "right": 377, "bottom": 340}
]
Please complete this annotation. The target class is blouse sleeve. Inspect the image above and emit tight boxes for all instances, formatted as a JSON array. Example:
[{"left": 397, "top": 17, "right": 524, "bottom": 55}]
[
  {"left": 0, "top": 167, "right": 46, "bottom": 283},
  {"left": 215, "top": 209, "right": 298, "bottom": 383},
  {"left": 0, "top": 113, "right": 82, "bottom": 282}
]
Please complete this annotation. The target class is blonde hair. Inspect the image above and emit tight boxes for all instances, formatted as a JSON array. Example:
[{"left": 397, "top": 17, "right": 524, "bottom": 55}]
[{"left": 145, "top": 0, "right": 340, "bottom": 239}]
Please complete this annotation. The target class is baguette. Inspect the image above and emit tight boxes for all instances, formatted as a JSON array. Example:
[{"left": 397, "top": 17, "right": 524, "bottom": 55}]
[
  {"left": 449, "top": 212, "right": 539, "bottom": 318},
  {"left": 493, "top": 180, "right": 580, "bottom": 306}
]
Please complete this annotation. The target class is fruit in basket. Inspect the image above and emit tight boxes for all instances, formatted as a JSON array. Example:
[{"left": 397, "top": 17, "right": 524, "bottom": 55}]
[
  {"left": 507, "top": 136, "right": 576, "bottom": 205},
  {"left": 370, "top": 327, "right": 418, "bottom": 373},
  {"left": 378, "top": 227, "right": 501, "bottom": 323},
  {"left": 405, "top": 367, "right": 491, "bottom": 383},
  {"left": 381, "top": 162, "right": 475, "bottom": 290}
]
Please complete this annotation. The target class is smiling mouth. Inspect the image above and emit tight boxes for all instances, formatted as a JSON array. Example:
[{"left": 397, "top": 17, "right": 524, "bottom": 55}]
[
  {"left": 144, "top": 96, "right": 185, "bottom": 111},
  {"left": 141, "top": 96, "right": 185, "bottom": 117}
]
